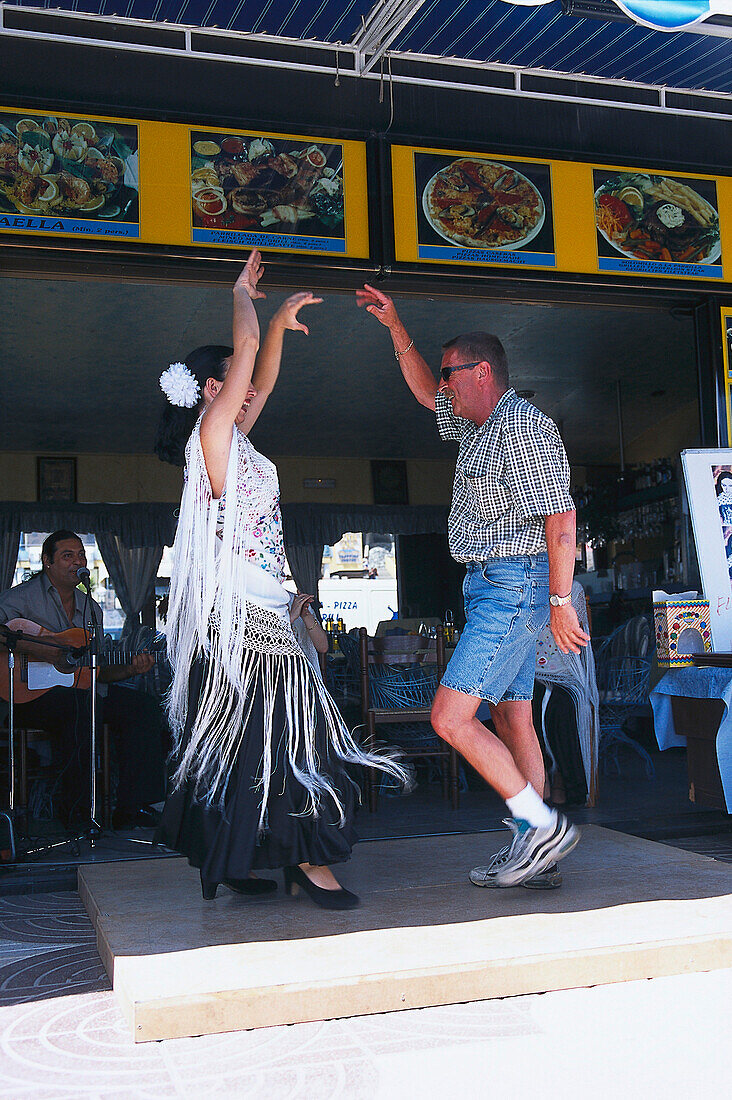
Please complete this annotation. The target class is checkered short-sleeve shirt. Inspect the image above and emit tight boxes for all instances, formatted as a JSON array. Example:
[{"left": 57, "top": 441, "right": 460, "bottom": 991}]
[{"left": 436, "top": 388, "right": 574, "bottom": 562}]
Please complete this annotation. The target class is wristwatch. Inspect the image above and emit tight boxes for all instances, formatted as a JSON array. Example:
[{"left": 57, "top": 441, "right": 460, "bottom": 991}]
[{"left": 549, "top": 593, "right": 572, "bottom": 607}]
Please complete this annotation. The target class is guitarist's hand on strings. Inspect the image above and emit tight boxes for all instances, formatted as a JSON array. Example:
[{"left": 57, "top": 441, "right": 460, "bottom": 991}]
[
  {"left": 98, "top": 651, "right": 154, "bottom": 684},
  {"left": 130, "top": 653, "right": 154, "bottom": 676}
]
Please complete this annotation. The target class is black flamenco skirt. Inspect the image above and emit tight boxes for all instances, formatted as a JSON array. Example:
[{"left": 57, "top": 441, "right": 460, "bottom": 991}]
[{"left": 158, "top": 656, "right": 358, "bottom": 883}]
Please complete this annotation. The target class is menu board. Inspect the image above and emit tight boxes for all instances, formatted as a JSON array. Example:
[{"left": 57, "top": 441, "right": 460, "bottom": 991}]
[
  {"left": 189, "top": 128, "right": 356, "bottom": 255},
  {"left": 0, "top": 107, "right": 370, "bottom": 258},
  {"left": 2, "top": 109, "right": 730, "bottom": 284},
  {"left": 593, "top": 168, "right": 722, "bottom": 280},
  {"left": 0, "top": 108, "right": 139, "bottom": 239},
  {"left": 393, "top": 144, "right": 556, "bottom": 269}
]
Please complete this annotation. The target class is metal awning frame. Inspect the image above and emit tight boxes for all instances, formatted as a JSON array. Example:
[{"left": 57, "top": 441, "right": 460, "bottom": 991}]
[{"left": 2, "top": 3, "right": 732, "bottom": 124}]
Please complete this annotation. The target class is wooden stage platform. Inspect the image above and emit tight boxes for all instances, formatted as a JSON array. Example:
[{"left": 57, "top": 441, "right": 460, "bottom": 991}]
[{"left": 78, "top": 825, "right": 732, "bottom": 1042}]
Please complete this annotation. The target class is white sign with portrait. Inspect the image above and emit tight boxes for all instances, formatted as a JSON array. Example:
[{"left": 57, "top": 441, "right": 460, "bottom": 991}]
[{"left": 681, "top": 448, "right": 732, "bottom": 649}]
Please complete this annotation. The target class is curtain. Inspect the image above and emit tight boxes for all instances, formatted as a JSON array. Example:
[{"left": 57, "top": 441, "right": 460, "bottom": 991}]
[
  {"left": 97, "top": 533, "right": 163, "bottom": 634},
  {"left": 0, "top": 502, "right": 177, "bottom": 546},
  {"left": 283, "top": 540, "right": 324, "bottom": 610},
  {"left": 281, "top": 503, "right": 448, "bottom": 547},
  {"left": 281, "top": 502, "right": 449, "bottom": 612},
  {"left": 0, "top": 531, "right": 20, "bottom": 592}
]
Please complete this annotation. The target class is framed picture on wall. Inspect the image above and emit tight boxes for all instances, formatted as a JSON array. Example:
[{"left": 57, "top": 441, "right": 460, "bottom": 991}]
[
  {"left": 371, "top": 460, "right": 408, "bottom": 506},
  {"left": 37, "top": 457, "right": 77, "bottom": 503},
  {"left": 681, "top": 448, "right": 732, "bottom": 651}
]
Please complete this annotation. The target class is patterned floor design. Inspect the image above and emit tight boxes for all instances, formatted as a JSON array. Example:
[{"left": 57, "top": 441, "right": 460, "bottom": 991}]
[{"left": 0, "top": 893, "right": 109, "bottom": 1008}]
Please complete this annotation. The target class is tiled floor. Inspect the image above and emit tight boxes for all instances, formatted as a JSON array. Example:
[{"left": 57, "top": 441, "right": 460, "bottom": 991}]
[{"left": 0, "top": 892, "right": 108, "bottom": 1007}]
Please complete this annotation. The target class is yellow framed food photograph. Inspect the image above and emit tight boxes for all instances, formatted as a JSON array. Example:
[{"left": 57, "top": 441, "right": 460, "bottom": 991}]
[
  {"left": 392, "top": 143, "right": 556, "bottom": 270},
  {"left": 721, "top": 308, "right": 732, "bottom": 447},
  {"left": 0, "top": 107, "right": 140, "bottom": 240},
  {"left": 593, "top": 166, "right": 723, "bottom": 280},
  {"left": 189, "top": 127, "right": 368, "bottom": 258}
]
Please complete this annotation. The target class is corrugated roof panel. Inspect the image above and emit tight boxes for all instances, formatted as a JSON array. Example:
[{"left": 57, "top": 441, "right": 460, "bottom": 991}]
[
  {"left": 3, "top": 0, "right": 373, "bottom": 38},
  {"left": 393, "top": 0, "right": 732, "bottom": 91},
  {"left": 5, "top": 0, "right": 732, "bottom": 92}
]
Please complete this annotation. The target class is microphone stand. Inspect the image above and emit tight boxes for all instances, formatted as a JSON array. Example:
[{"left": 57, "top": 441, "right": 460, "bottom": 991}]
[
  {"left": 2, "top": 592, "right": 162, "bottom": 868},
  {"left": 0, "top": 624, "right": 90, "bottom": 863},
  {"left": 76, "top": 572, "right": 157, "bottom": 853},
  {"left": 79, "top": 573, "right": 101, "bottom": 847}
]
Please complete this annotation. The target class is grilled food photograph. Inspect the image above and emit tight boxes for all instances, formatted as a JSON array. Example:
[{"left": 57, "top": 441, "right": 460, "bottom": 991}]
[{"left": 190, "top": 131, "right": 345, "bottom": 238}]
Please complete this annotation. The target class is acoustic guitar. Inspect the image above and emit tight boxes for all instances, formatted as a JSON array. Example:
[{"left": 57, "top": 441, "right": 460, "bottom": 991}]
[{"left": 0, "top": 618, "right": 160, "bottom": 704}]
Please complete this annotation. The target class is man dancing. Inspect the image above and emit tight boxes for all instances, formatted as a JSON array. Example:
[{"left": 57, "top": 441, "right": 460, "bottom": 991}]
[{"left": 357, "top": 285, "right": 589, "bottom": 888}]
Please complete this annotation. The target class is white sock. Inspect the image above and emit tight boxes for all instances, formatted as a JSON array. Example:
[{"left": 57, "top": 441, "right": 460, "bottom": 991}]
[{"left": 506, "top": 784, "right": 556, "bottom": 829}]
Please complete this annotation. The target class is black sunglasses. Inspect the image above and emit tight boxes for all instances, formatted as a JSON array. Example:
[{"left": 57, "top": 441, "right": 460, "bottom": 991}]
[{"left": 440, "top": 360, "right": 481, "bottom": 383}]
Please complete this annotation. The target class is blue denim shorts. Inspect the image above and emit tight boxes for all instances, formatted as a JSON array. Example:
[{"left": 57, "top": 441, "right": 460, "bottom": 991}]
[{"left": 441, "top": 554, "right": 550, "bottom": 705}]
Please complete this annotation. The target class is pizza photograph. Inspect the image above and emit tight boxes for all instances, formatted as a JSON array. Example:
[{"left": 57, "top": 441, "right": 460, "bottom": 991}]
[{"left": 415, "top": 152, "right": 554, "bottom": 256}]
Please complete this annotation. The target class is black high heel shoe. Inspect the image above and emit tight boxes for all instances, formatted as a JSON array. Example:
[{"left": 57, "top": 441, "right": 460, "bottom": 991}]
[
  {"left": 201, "top": 873, "right": 218, "bottom": 901},
  {"left": 200, "top": 871, "right": 277, "bottom": 901},
  {"left": 283, "top": 865, "right": 360, "bottom": 910}
]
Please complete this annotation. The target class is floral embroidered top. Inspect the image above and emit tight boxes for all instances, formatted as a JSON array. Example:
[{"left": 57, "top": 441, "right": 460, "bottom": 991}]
[
  {"left": 215, "top": 436, "right": 287, "bottom": 582},
  {"left": 182, "top": 422, "right": 286, "bottom": 583}
]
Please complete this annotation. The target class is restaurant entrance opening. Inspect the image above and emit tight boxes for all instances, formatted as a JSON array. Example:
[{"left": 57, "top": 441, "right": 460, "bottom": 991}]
[{"left": 0, "top": 258, "right": 727, "bottom": 880}]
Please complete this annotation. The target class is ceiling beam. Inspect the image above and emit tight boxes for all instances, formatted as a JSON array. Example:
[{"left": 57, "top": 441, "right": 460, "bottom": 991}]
[{"left": 351, "top": 0, "right": 427, "bottom": 74}]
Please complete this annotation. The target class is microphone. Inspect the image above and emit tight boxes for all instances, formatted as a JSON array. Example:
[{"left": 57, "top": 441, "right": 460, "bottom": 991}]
[{"left": 76, "top": 567, "right": 91, "bottom": 584}]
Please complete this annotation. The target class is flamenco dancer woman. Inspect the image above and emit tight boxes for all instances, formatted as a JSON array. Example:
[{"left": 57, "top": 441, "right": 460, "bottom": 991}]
[{"left": 155, "top": 251, "right": 404, "bottom": 910}]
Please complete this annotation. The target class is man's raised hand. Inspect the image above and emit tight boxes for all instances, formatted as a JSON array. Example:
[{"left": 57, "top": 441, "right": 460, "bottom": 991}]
[{"left": 356, "top": 284, "right": 400, "bottom": 330}]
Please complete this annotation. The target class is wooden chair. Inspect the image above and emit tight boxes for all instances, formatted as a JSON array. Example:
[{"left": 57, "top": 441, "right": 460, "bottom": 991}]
[{"left": 358, "top": 627, "right": 459, "bottom": 811}]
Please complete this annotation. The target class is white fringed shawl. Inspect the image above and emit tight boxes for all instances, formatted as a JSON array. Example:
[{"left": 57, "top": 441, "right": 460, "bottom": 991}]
[{"left": 165, "top": 418, "right": 405, "bottom": 830}]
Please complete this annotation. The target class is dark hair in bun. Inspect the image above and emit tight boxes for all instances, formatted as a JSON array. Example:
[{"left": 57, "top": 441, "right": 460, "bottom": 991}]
[{"left": 153, "top": 345, "right": 233, "bottom": 466}]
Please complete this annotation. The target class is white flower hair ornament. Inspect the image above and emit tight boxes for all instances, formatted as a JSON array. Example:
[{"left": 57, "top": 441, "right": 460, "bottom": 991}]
[{"left": 159, "top": 362, "right": 200, "bottom": 408}]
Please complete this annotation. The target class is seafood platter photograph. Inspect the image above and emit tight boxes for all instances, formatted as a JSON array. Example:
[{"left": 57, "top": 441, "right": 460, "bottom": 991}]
[
  {"left": 593, "top": 169, "right": 722, "bottom": 277},
  {"left": 189, "top": 130, "right": 346, "bottom": 251},
  {"left": 0, "top": 111, "right": 139, "bottom": 235},
  {"left": 412, "top": 151, "right": 555, "bottom": 267}
]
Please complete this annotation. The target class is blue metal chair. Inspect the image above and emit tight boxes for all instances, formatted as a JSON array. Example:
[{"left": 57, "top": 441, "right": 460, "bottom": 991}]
[{"left": 597, "top": 655, "right": 655, "bottom": 778}]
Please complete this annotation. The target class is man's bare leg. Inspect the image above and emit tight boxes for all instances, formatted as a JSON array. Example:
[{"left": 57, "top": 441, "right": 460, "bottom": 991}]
[
  {"left": 490, "top": 699, "right": 545, "bottom": 799},
  {"left": 431, "top": 685, "right": 529, "bottom": 799},
  {"left": 433, "top": 685, "right": 579, "bottom": 887}
]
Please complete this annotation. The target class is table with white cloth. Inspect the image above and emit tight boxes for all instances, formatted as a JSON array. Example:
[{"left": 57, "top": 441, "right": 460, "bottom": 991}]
[{"left": 650, "top": 666, "right": 732, "bottom": 812}]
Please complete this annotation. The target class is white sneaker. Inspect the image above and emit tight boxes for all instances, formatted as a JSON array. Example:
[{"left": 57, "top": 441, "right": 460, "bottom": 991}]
[
  {"left": 492, "top": 813, "right": 580, "bottom": 888},
  {"left": 469, "top": 819, "right": 563, "bottom": 889}
]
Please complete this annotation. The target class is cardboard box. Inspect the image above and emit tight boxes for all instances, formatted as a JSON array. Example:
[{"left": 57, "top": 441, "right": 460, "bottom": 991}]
[{"left": 653, "top": 598, "right": 712, "bottom": 668}]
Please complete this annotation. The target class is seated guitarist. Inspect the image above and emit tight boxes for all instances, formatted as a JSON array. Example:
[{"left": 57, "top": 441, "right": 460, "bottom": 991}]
[{"left": 0, "top": 529, "right": 166, "bottom": 829}]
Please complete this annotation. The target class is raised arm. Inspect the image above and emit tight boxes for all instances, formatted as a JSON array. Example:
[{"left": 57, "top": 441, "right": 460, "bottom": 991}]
[
  {"left": 200, "top": 251, "right": 264, "bottom": 496},
  {"left": 239, "top": 290, "right": 323, "bottom": 434},
  {"left": 356, "top": 284, "right": 438, "bottom": 410}
]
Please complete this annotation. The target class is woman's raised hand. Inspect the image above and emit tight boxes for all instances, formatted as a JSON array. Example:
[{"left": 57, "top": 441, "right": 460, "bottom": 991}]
[
  {"left": 234, "top": 249, "right": 266, "bottom": 300},
  {"left": 273, "top": 291, "right": 323, "bottom": 336}
]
